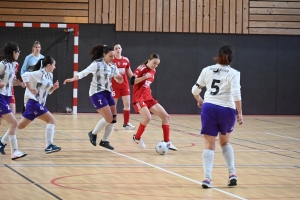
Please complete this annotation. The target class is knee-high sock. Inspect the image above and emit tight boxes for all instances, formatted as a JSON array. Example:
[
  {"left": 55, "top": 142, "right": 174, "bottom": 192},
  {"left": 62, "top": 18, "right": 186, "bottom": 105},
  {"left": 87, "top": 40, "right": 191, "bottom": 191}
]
[
  {"left": 222, "top": 143, "right": 236, "bottom": 175},
  {"left": 102, "top": 123, "right": 114, "bottom": 141},
  {"left": 1, "top": 129, "right": 10, "bottom": 144},
  {"left": 202, "top": 149, "right": 214, "bottom": 180},
  {"left": 92, "top": 118, "right": 110, "bottom": 135},
  {"left": 135, "top": 123, "right": 146, "bottom": 140},
  {"left": 162, "top": 125, "right": 170, "bottom": 142},
  {"left": 9, "top": 135, "right": 17, "bottom": 153},
  {"left": 123, "top": 110, "right": 130, "bottom": 125},
  {"left": 45, "top": 124, "right": 55, "bottom": 147}
]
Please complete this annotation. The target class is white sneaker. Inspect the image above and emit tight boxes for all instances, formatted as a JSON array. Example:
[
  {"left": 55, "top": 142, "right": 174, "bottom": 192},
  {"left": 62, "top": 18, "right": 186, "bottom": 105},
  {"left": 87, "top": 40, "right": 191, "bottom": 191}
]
[
  {"left": 167, "top": 141, "right": 178, "bottom": 151},
  {"left": 123, "top": 123, "right": 136, "bottom": 130},
  {"left": 11, "top": 150, "right": 27, "bottom": 160},
  {"left": 202, "top": 178, "right": 212, "bottom": 189},
  {"left": 133, "top": 134, "right": 146, "bottom": 149}
]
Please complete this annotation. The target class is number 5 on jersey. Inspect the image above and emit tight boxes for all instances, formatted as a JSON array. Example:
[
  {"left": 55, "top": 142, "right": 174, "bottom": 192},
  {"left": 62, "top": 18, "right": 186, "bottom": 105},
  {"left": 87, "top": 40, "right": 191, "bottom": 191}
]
[{"left": 210, "top": 79, "right": 220, "bottom": 95}]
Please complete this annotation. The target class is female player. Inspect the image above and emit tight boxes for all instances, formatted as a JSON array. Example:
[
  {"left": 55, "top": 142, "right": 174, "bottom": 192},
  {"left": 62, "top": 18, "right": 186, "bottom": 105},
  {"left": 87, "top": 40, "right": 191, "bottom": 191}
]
[
  {"left": 111, "top": 43, "right": 135, "bottom": 130},
  {"left": 64, "top": 45, "right": 123, "bottom": 150},
  {"left": 131, "top": 53, "right": 177, "bottom": 151},
  {"left": 20, "top": 41, "right": 44, "bottom": 75},
  {"left": 17, "top": 56, "right": 61, "bottom": 154},
  {"left": 191, "top": 45, "right": 243, "bottom": 188},
  {"left": 0, "top": 42, "right": 27, "bottom": 160}
]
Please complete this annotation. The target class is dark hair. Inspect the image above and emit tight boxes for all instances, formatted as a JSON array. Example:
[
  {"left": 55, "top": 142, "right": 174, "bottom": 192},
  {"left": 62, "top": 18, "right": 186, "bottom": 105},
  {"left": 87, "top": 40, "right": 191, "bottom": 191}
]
[
  {"left": 214, "top": 45, "right": 233, "bottom": 65},
  {"left": 143, "top": 53, "right": 160, "bottom": 65},
  {"left": 32, "top": 56, "right": 55, "bottom": 71},
  {"left": 112, "top": 43, "right": 120, "bottom": 49},
  {"left": 0, "top": 42, "right": 19, "bottom": 62},
  {"left": 89, "top": 44, "right": 114, "bottom": 61}
]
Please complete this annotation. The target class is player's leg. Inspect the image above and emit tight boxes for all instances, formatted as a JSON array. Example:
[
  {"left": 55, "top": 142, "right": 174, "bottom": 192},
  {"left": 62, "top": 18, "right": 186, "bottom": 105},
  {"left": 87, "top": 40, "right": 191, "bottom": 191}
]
[
  {"left": 121, "top": 94, "right": 135, "bottom": 130},
  {"left": 218, "top": 107, "right": 237, "bottom": 186},
  {"left": 132, "top": 103, "right": 151, "bottom": 149},
  {"left": 1, "top": 112, "right": 27, "bottom": 160},
  {"left": 38, "top": 111, "right": 61, "bottom": 154},
  {"left": 149, "top": 103, "right": 177, "bottom": 151},
  {"left": 200, "top": 103, "right": 219, "bottom": 188}
]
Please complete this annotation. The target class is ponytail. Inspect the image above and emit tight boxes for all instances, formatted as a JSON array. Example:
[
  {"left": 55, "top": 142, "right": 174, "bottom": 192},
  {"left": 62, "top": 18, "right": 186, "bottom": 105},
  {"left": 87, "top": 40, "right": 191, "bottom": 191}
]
[
  {"left": 32, "top": 56, "right": 55, "bottom": 71},
  {"left": 143, "top": 53, "right": 160, "bottom": 65},
  {"left": 214, "top": 45, "right": 233, "bottom": 65},
  {"left": 89, "top": 44, "right": 113, "bottom": 61}
]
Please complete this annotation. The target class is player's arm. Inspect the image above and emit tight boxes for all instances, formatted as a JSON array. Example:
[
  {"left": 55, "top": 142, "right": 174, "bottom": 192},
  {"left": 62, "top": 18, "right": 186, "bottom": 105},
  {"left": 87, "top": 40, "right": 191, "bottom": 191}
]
[
  {"left": 191, "top": 70, "right": 206, "bottom": 108},
  {"left": 231, "top": 72, "right": 243, "bottom": 125},
  {"left": 21, "top": 71, "right": 39, "bottom": 94},
  {"left": 49, "top": 80, "right": 59, "bottom": 94},
  {"left": 64, "top": 62, "right": 97, "bottom": 84},
  {"left": 114, "top": 68, "right": 123, "bottom": 84}
]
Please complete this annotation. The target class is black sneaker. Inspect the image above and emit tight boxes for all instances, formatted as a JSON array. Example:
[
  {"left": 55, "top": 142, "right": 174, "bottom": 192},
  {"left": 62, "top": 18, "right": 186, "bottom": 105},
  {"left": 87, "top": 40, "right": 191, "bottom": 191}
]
[
  {"left": 45, "top": 144, "right": 61, "bottom": 154},
  {"left": 99, "top": 140, "right": 114, "bottom": 150},
  {"left": 88, "top": 131, "right": 97, "bottom": 146},
  {"left": 227, "top": 174, "right": 237, "bottom": 186},
  {"left": 0, "top": 137, "right": 7, "bottom": 155}
]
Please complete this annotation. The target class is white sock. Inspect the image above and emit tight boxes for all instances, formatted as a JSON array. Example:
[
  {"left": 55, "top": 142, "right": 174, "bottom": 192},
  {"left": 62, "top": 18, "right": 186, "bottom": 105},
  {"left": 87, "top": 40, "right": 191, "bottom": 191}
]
[
  {"left": 9, "top": 135, "right": 17, "bottom": 153},
  {"left": 45, "top": 124, "right": 55, "bottom": 147},
  {"left": 102, "top": 123, "right": 114, "bottom": 141},
  {"left": 222, "top": 143, "right": 236, "bottom": 175},
  {"left": 1, "top": 129, "right": 10, "bottom": 144},
  {"left": 92, "top": 118, "right": 109, "bottom": 135},
  {"left": 202, "top": 149, "right": 214, "bottom": 180}
]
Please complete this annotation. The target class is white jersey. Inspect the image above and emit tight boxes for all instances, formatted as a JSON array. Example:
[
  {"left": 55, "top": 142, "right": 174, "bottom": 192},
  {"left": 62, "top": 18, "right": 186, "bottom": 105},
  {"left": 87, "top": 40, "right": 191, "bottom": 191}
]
[
  {"left": 196, "top": 64, "right": 241, "bottom": 109},
  {"left": 21, "top": 68, "right": 53, "bottom": 106},
  {"left": 76, "top": 58, "right": 120, "bottom": 96},
  {"left": 0, "top": 59, "right": 17, "bottom": 96}
]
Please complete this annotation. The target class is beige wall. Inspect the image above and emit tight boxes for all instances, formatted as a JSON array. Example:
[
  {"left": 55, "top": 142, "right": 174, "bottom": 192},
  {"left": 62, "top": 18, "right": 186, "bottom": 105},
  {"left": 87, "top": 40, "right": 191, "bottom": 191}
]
[{"left": 0, "top": 0, "right": 299, "bottom": 35}]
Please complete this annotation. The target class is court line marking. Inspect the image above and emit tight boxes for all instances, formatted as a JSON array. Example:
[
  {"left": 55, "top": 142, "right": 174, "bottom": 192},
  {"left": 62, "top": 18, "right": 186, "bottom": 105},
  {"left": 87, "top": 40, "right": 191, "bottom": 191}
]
[
  {"left": 109, "top": 150, "right": 247, "bottom": 200},
  {"left": 4, "top": 164, "right": 62, "bottom": 200},
  {"left": 265, "top": 133, "right": 300, "bottom": 141}
]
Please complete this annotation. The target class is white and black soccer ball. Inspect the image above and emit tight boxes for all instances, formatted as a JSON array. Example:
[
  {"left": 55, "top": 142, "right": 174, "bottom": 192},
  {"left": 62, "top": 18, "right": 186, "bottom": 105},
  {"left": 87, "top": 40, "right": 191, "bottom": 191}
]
[{"left": 155, "top": 141, "right": 169, "bottom": 155}]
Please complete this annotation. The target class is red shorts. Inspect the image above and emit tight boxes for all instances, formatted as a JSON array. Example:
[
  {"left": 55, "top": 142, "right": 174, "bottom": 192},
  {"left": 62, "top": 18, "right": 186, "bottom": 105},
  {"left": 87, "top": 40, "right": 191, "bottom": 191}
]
[
  {"left": 112, "top": 88, "right": 130, "bottom": 99},
  {"left": 133, "top": 99, "right": 158, "bottom": 113},
  {"left": 10, "top": 88, "right": 15, "bottom": 104}
]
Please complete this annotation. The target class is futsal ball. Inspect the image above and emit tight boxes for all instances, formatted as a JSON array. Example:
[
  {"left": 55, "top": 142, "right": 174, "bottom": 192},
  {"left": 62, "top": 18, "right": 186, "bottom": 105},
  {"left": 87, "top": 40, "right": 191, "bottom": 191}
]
[{"left": 155, "top": 141, "right": 169, "bottom": 155}]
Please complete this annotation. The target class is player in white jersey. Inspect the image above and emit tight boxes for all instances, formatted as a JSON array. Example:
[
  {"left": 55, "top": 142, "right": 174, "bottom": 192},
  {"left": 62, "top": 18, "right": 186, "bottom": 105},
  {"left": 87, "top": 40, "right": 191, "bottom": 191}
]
[
  {"left": 64, "top": 45, "right": 123, "bottom": 150},
  {"left": 17, "top": 56, "right": 61, "bottom": 154},
  {"left": 0, "top": 42, "right": 27, "bottom": 160},
  {"left": 191, "top": 45, "right": 243, "bottom": 188}
]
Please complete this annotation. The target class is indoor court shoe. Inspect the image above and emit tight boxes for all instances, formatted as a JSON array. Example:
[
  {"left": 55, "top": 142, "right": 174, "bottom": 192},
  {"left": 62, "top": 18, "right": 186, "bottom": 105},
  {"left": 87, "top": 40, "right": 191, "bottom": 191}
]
[
  {"left": 45, "top": 144, "right": 61, "bottom": 154},
  {"left": 202, "top": 178, "right": 212, "bottom": 189},
  {"left": 132, "top": 134, "right": 146, "bottom": 149},
  {"left": 227, "top": 173, "right": 237, "bottom": 186},
  {"left": 167, "top": 141, "right": 178, "bottom": 151},
  {"left": 0, "top": 138, "right": 7, "bottom": 155},
  {"left": 99, "top": 140, "right": 114, "bottom": 150},
  {"left": 122, "top": 123, "right": 136, "bottom": 130},
  {"left": 11, "top": 150, "right": 27, "bottom": 160},
  {"left": 88, "top": 131, "right": 97, "bottom": 146}
]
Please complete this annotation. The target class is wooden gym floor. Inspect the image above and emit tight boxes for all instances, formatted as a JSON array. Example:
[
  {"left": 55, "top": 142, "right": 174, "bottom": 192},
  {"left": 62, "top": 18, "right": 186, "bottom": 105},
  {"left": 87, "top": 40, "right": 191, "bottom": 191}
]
[{"left": 0, "top": 114, "right": 299, "bottom": 200}]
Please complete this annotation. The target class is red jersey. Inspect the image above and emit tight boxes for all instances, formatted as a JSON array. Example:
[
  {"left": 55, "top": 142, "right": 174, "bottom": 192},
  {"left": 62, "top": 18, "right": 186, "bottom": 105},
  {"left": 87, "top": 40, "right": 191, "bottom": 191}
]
[
  {"left": 12, "top": 62, "right": 19, "bottom": 95},
  {"left": 111, "top": 56, "right": 130, "bottom": 90},
  {"left": 132, "top": 64, "right": 156, "bottom": 103}
]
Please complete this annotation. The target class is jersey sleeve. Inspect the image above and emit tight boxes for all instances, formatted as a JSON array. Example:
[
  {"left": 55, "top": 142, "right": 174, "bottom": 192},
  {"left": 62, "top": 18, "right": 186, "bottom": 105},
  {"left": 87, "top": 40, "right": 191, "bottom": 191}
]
[
  {"left": 21, "top": 70, "right": 42, "bottom": 83},
  {"left": 21, "top": 56, "right": 29, "bottom": 75},
  {"left": 230, "top": 72, "right": 241, "bottom": 101},
  {"left": 125, "top": 57, "right": 130, "bottom": 69},
  {"left": 76, "top": 61, "right": 97, "bottom": 79},
  {"left": 195, "top": 68, "right": 206, "bottom": 87},
  {"left": 133, "top": 66, "right": 143, "bottom": 78},
  {"left": 113, "top": 65, "right": 121, "bottom": 77}
]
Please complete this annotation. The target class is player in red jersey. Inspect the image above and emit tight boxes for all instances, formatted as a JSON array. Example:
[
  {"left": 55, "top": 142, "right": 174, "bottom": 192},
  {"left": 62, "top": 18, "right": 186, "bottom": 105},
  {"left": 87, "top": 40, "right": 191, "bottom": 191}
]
[
  {"left": 111, "top": 43, "right": 136, "bottom": 130},
  {"left": 131, "top": 53, "right": 177, "bottom": 151}
]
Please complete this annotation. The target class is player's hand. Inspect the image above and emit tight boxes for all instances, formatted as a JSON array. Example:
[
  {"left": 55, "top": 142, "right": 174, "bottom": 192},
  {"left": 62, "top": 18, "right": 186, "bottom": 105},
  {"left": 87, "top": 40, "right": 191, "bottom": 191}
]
[
  {"left": 0, "top": 79, "right": 5, "bottom": 88},
  {"left": 53, "top": 80, "right": 59, "bottom": 89},
  {"left": 144, "top": 73, "right": 152, "bottom": 79},
  {"left": 197, "top": 99, "right": 203, "bottom": 108},
  {"left": 116, "top": 75, "right": 123, "bottom": 83},
  {"left": 237, "top": 113, "right": 243, "bottom": 125},
  {"left": 63, "top": 78, "right": 74, "bottom": 85}
]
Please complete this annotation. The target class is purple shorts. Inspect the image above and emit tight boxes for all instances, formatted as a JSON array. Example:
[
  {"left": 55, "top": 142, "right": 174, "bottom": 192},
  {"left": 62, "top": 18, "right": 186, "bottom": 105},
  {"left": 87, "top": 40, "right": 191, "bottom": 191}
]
[
  {"left": 200, "top": 103, "right": 236, "bottom": 136},
  {"left": 0, "top": 94, "right": 12, "bottom": 116},
  {"left": 22, "top": 99, "right": 48, "bottom": 121},
  {"left": 90, "top": 91, "right": 115, "bottom": 110}
]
